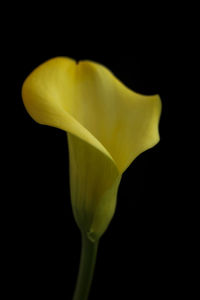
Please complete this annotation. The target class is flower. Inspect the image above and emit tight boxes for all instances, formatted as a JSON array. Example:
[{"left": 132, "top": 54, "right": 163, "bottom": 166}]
[{"left": 22, "top": 57, "right": 161, "bottom": 242}]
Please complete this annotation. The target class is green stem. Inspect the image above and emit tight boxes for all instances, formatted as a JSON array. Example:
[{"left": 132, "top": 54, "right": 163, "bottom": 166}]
[{"left": 73, "top": 233, "right": 99, "bottom": 300}]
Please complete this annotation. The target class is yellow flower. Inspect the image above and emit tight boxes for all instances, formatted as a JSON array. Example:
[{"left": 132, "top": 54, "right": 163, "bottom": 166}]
[{"left": 22, "top": 57, "right": 161, "bottom": 242}]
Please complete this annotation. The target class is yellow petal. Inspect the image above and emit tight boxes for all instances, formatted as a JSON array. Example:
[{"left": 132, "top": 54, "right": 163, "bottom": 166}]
[{"left": 22, "top": 57, "right": 161, "bottom": 240}]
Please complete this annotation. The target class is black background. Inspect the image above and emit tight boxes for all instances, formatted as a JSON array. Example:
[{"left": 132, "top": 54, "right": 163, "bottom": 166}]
[{"left": 3, "top": 10, "right": 194, "bottom": 300}]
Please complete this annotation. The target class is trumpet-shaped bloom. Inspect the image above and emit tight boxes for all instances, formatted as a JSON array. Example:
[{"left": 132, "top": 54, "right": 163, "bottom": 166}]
[{"left": 22, "top": 57, "right": 161, "bottom": 241}]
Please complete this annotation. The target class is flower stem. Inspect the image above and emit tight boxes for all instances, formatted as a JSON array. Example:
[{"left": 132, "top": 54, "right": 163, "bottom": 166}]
[{"left": 72, "top": 233, "right": 99, "bottom": 300}]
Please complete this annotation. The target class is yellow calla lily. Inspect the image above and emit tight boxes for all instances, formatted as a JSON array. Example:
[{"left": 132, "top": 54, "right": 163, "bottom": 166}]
[
  {"left": 22, "top": 57, "right": 161, "bottom": 300},
  {"left": 22, "top": 56, "right": 161, "bottom": 242}
]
